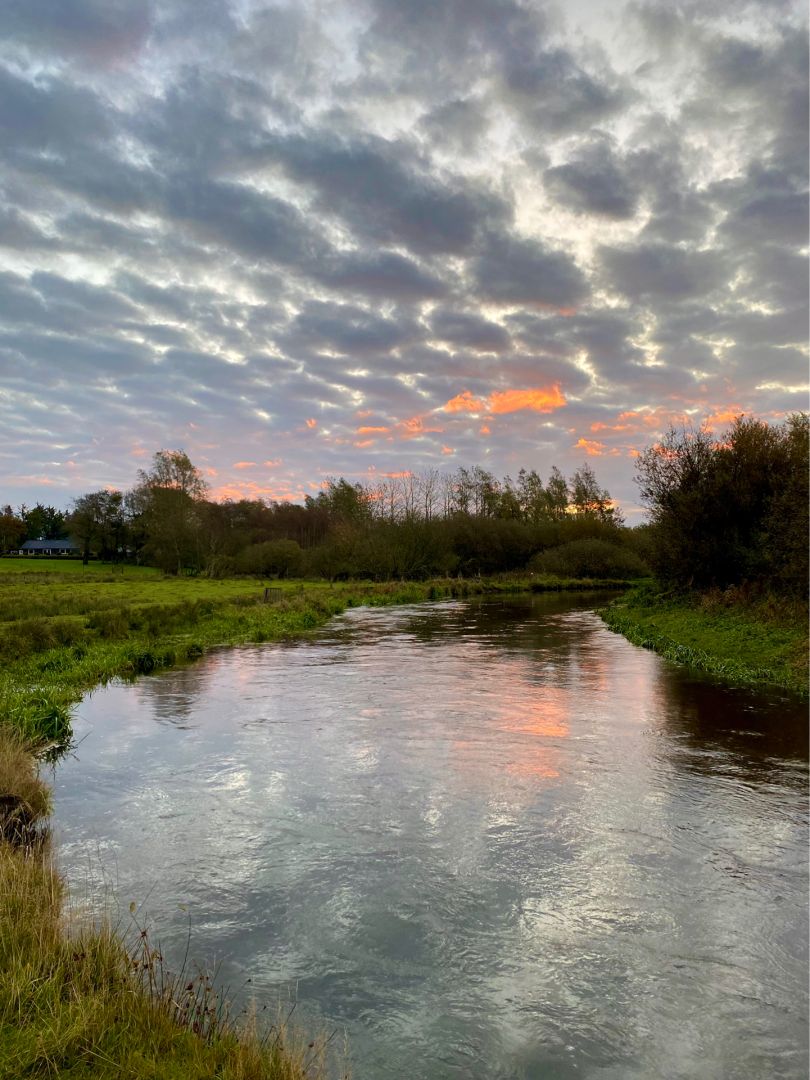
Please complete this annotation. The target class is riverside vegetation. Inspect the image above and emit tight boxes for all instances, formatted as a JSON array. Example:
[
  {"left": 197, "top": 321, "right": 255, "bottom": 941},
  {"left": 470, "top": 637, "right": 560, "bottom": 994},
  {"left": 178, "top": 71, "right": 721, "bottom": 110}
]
[
  {"left": 600, "top": 414, "right": 809, "bottom": 697},
  {"left": 0, "top": 560, "right": 634, "bottom": 1080}
]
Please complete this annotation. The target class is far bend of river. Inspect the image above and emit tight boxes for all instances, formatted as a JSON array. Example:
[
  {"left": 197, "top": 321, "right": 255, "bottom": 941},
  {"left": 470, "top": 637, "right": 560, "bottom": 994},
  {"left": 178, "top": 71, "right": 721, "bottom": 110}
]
[{"left": 54, "top": 594, "right": 808, "bottom": 1080}]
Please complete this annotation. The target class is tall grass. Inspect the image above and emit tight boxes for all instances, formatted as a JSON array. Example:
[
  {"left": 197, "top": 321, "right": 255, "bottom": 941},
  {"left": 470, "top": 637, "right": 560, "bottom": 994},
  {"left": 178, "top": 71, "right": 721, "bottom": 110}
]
[{"left": 0, "top": 839, "right": 337, "bottom": 1079}]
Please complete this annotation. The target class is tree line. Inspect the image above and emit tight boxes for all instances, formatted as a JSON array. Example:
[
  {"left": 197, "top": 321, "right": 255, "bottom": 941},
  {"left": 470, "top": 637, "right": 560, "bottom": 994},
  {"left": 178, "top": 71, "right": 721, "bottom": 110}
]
[
  {"left": 0, "top": 454, "right": 648, "bottom": 581},
  {"left": 5, "top": 412, "right": 804, "bottom": 593}
]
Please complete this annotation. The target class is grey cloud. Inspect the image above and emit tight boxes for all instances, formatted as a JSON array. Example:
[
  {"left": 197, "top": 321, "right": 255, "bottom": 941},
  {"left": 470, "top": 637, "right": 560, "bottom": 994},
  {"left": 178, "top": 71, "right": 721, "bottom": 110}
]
[
  {"left": 30, "top": 272, "right": 139, "bottom": 321},
  {"left": 1, "top": 0, "right": 151, "bottom": 62},
  {"left": 419, "top": 98, "right": 490, "bottom": 154},
  {"left": 55, "top": 212, "right": 161, "bottom": 258},
  {"left": 470, "top": 233, "right": 589, "bottom": 309},
  {"left": 544, "top": 137, "right": 639, "bottom": 219},
  {"left": 0, "top": 324, "right": 155, "bottom": 375},
  {"left": 713, "top": 166, "right": 808, "bottom": 248},
  {"left": 429, "top": 309, "right": 512, "bottom": 353},
  {"left": 315, "top": 250, "right": 450, "bottom": 302},
  {"left": 163, "top": 176, "right": 326, "bottom": 267},
  {"left": 501, "top": 46, "right": 628, "bottom": 134},
  {"left": 284, "top": 301, "right": 419, "bottom": 357},
  {"left": 0, "top": 271, "right": 139, "bottom": 338},
  {"left": 265, "top": 131, "right": 511, "bottom": 256},
  {"left": 361, "top": 0, "right": 547, "bottom": 82},
  {"left": 507, "top": 309, "right": 647, "bottom": 384},
  {"left": 598, "top": 242, "right": 727, "bottom": 301},
  {"left": 0, "top": 206, "right": 54, "bottom": 250},
  {"left": 0, "top": 65, "right": 113, "bottom": 153}
]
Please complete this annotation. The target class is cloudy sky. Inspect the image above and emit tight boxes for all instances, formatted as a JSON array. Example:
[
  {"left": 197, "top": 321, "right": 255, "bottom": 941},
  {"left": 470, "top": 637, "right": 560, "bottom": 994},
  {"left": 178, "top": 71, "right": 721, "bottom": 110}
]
[{"left": 0, "top": 0, "right": 807, "bottom": 516}]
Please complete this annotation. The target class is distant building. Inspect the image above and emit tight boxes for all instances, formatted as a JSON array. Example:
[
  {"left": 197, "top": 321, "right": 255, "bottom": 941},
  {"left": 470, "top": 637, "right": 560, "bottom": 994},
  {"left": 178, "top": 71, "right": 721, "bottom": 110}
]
[{"left": 17, "top": 539, "right": 80, "bottom": 556}]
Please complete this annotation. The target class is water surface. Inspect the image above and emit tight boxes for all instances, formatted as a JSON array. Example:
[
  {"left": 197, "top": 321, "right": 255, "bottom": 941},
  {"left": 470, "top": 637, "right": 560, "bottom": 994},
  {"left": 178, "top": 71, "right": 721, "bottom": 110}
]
[{"left": 55, "top": 594, "right": 809, "bottom": 1079}]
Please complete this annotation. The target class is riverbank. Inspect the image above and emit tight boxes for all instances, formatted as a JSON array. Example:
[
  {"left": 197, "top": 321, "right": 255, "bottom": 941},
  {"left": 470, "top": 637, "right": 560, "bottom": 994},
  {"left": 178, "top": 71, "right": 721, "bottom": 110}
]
[
  {"left": 600, "top": 586, "right": 808, "bottom": 697},
  {"left": 1, "top": 565, "right": 633, "bottom": 1078}
]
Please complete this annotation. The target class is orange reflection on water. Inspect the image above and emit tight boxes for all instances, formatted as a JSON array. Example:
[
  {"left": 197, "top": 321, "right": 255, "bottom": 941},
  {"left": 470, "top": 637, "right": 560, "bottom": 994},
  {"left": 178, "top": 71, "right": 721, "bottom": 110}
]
[
  {"left": 498, "top": 686, "right": 569, "bottom": 780},
  {"left": 448, "top": 686, "right": 571, "bottom": 788}
]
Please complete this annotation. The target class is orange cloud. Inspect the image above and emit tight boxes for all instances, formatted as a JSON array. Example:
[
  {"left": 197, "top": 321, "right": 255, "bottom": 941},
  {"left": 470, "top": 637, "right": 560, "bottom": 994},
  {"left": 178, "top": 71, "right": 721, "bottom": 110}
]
[
  {"left": 442, "top": 384, "right": 566, "bottom": 417},
  {"left": 232, "top": 461, "right": 257, "bottom": 469},
  {"left": 262, "top": 459, "right": 282, "bottom": 467},
  {"left": 353, "top": 439, "right": 375, "bottom": 448},
  {"left": 443, "top": 390, "right": 488, "bottom": 414},
  {"left": 399, "top": 415, "right": 444, "bottom": 437},
  {"left": 305, "top": 418, "right": 318, "bottom": 429},
  {"left": 591, "top": 407, "right": 689, "bottom": 436},
  {"left": 357, "top": 425, "right": 391, "bottom": 434},
  {"left": 575, "top": 438, "right": 606, "bottom": 456},
  {"left": 489, "top": 385, "right": 566, "bottom": 414},
  {"left": 703, "top": 408, "right": 743, "bottom": 427},
  {"left": 479, "top": 424, "right": 491, "bottom": 435},
  {"left": 441, "top": 445, "right": 455, "bottom": 455},
  {"left": 210, "top": 481, "right": 305, "bottom": 502}
]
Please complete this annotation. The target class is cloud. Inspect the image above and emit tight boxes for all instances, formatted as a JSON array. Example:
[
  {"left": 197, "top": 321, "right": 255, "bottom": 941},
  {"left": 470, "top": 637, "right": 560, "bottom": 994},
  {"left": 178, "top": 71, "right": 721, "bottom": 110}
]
[
  {"left": 598, "top": 242, "right": 727, "bottom": 301},
  {"left": 2, "top": 0, "right": 151, "bottom": 63},
  {"left": 442, "top": 385, "right": 566, "bottom": 415},
  {"left": 263, "top": 130, "right": 511, "bottom": 256},
  {"left": 470, "top": 233, "right": 589, "bottom": 309},
  {"left": 429, "top": 309, "right": 512, "bottom": 353},
  {"left": 489, "top": 386, "right": 566, "bottom": 414},
  {"left": 544, "top": 136, "right": 639, "bottom": 219},
  {"left": 0, "top": 0, "right": 804, "bottom": 513}
]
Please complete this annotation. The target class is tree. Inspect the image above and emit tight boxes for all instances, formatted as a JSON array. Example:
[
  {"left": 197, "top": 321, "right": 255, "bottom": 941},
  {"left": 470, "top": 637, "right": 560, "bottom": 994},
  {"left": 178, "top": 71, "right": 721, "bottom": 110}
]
[
  {"left": 0, "top": 510, "right": 25, "bottom": 552},
  {"left": 68, "top": 490, "right": 126, "bottom": 564},
  {"left": 570, "top": 464, "right": 623, "bottom": 525},
  {"left": 634, "top": 414, "right": 809, "bottom": 592},
  {"left": 133, "top": 450, "right": 209, "bottom": 574},
  {"left": 545, "top": 467, "right": 570, "bottom": 519},
  {"left": 20, "top": 503, "right": 67, "bottom": 541}
]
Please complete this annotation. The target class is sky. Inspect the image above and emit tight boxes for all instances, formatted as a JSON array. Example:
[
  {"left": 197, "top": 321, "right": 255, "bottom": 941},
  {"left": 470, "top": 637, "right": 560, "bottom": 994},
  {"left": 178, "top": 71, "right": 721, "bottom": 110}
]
[{"left": 0, "top": 0, "right": 807, "bottom": 518}]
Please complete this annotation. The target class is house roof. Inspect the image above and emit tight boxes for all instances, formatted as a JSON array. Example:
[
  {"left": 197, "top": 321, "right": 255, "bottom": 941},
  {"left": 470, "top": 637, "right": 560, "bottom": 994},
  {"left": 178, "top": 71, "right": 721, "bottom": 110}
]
[{"left": 20, "top": 539, "right": 79, "bottom": 551}]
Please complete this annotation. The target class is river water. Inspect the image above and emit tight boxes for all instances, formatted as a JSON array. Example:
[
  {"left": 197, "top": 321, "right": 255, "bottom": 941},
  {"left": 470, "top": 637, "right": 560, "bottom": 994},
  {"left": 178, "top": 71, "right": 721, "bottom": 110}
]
[{"left": 54, "top": 593, "right": 808, "bottom": 1079}]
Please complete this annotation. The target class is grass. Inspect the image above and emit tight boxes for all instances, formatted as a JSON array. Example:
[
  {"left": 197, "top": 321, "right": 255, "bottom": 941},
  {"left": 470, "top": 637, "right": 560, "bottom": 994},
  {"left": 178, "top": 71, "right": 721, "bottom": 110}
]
[
  {"left": 0, "top": 561, "right": 634, "bottom": 1078},
  {"left": 0, "top": 831, "right": 335, "bottom": 1079},
  {"left": 600, "top": 584, "right": 808, "bottom": 696}
]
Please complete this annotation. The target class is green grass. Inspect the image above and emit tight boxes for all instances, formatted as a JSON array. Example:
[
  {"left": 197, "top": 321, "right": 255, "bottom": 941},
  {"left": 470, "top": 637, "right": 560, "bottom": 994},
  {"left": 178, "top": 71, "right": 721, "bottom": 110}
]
[
  {"left": 0, "top": 557, "right": 162, "bottom": 576},
  {"left": 600, "top": 586, "right": 808, "bottom": 696},
  {"left": 0, "top": 835, "right": 338, "bottom": 1080}
]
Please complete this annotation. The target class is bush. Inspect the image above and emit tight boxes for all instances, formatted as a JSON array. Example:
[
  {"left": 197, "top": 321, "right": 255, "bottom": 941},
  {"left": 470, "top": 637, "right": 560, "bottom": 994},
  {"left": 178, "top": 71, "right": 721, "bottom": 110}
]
[{"left": 530, "top": 538, "right": 648, "bottom": 579}]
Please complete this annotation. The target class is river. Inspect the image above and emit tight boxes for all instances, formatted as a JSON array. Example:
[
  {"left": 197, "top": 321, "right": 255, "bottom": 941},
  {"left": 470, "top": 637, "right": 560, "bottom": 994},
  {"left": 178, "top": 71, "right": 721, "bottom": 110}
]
[{"left": 54, "top": 593, "right": 809, "bottom": 1079}]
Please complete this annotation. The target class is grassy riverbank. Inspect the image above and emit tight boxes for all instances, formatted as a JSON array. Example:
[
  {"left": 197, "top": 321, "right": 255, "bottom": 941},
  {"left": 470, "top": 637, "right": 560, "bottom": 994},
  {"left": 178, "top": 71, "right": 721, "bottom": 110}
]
[
  {"left": 0, "top": 562, "right": 632, "bottom": 1079},
  {"left": 600, "top": 585, "right": 808, "bottom": 697}
]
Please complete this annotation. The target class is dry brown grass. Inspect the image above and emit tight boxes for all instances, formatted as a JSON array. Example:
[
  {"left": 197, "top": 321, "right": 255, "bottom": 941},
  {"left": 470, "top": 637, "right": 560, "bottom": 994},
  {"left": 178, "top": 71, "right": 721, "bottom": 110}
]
[{"left": 0, "top": 727, "right": 51, "bottom": 845}]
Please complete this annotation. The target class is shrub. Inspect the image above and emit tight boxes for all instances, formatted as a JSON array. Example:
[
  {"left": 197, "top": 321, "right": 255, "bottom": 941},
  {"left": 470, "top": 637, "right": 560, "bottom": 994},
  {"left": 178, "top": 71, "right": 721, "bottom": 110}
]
[{"left": 530, "top": 538, "right": 648, "bottom": 579}]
